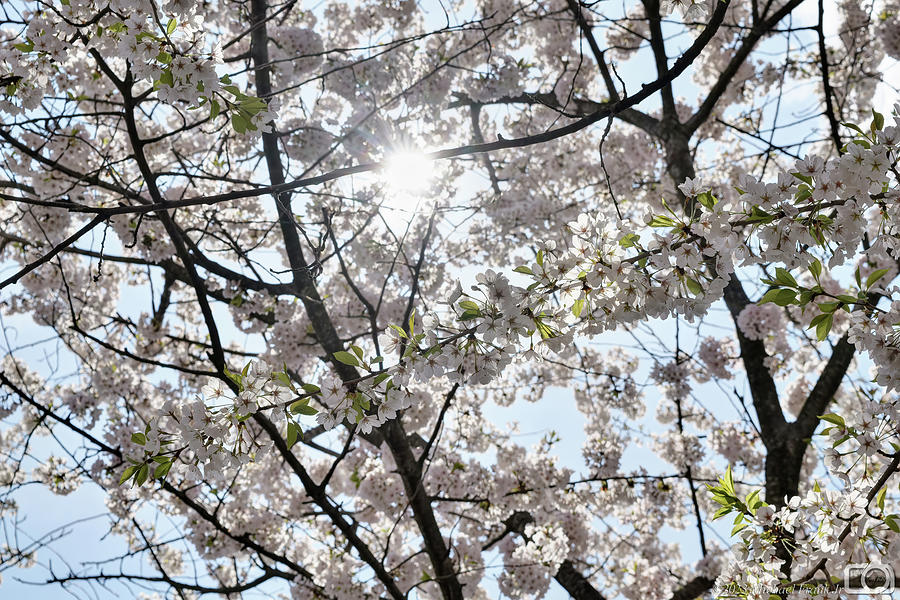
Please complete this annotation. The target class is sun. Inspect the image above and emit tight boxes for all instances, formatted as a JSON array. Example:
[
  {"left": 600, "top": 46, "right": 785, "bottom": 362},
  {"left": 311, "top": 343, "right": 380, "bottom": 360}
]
[{"left": 380, "top": 151, "right": 436, "bottom": 211}]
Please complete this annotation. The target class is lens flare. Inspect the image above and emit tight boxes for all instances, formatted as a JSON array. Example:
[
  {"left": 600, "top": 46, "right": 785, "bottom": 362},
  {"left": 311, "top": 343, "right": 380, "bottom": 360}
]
[{"left": 380, "top": 151, "right": 435, "bottom": 210}]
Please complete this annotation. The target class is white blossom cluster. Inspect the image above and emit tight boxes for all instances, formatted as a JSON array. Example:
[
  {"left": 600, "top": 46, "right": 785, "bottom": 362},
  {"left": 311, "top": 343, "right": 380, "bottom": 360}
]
[
  {"left": 695, "top": 336, "right": 735, "bottom": 381},
  {"left": 137, "top": 360, "right": 294, "bottom": 482},
  {"left": 715, "top": 397, "right": 900, "bottom": 598},
  {"left": 4, "top": 0, "right": 900, "bottom": 595},
  {"left": 877, "top": 0, "right": 900, "bottom": 59},
  {"left": 32, "top": 455, "right": 80, "bottom": 496},
  {"left": 1, "top": 1, "right": 275, "bottom": 130},
  {"left": 498, "top": 523, "right": 570, "bottom": 598},
  {"left": 159, "top": 105, "right": 900, "bottom": 491},
  {"left": 660, "top": 0, "right": 711, "bottom": 22}
]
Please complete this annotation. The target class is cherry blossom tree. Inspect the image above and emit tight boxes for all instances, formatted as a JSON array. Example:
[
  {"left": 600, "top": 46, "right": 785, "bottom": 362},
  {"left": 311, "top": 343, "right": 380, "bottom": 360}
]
[{"left": 1, "top": 0, "right": 899, "bottom": 598}]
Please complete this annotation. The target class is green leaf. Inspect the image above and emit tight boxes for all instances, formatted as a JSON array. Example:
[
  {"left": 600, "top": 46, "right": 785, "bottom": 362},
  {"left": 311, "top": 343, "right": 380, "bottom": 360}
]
[
  {"left": 372, "top": 372, "right": 391, "bottom": 386},
  {"left": 459, "top": 300, "right": 479, "bottom": 311},
  {"left": 619, "top": 233, "right": 640, "bottom": 248},
  {"left": 798, "top": 289, "right": 817, "bottom": 304},
  {"left": 154, "top": 460, "right": 172, "bottom": 479},
  {"left": 866, "top": 268, "right": 890, "bottom": 290},
  {"left": 809, "top": 259, "right": 822, "bottom": 282},
  {"left": 818, "top": 301, "right": 839, "bottom": 314},
  {"left": 819, "top": 413, "right": 846, "bottom": 428},
  {"left": 389, "top": 324, "right": 408, "bottom": 338},
  {"left": 134, "top": 463, "right": 149, "bottom": 487},
  {"left": 696, "top": 191, "right": 718, "bottom": 210},
  {"left": 872, "top": 109, "right": 885, "bottom": 132},
  {"left": 815, "top": 313, "right": 834, "bottom": 341},
  {"left": 731, "top": 521, "right": 748, "bottom": 536},
  {"left": 842, "top": 122, "right": 866, "bottom": 136},
  {"left": 223, "top": 367, "right": 242, "bottom": 389},
  {"left": 333, "top": 351, "right": 359, "bottom": 367},
  {"left": 648, "top": 215, "right": 677, "bottom": 228},
  {"left": 275, "top": 370, "right": 293, "bottom": 388},
  {"left": 745, "top": 489, "right": 762, "bottom": 510},
  {"left": 723, "top": 465, "right": 735, "bottom": 495},
  {"left": 14, "top": 40, "right": 34, "bottom": 53},
  {"left": 239, "top": 96, "right": 268, "bottom": 112},
  {"left": 209, "top": 98, "right": 220, "bottom": 120},
  {"left": 286, "top": 422, "right": 300, "bottom": 449},
  {"left": 760, "top": 288, "right": 797, "bottom": 306},
  {"left": 156, "top": 51, "right": 172, "bottom": 64},
  {"left": 685, "top": 277, "right": 703, "bottom": 296},
  {"left": 877, "top": 487, "right": 887, "bottom": 512},
  {"left": 290, "top": 400, "right": 318, "bottom": 416},
  {"left": 832, "top": 434, "right": 851, "bottom": 448},
  {"left": 712, "top": 506, "right": 732, "bottom": 520},
  {"left": 300, "top": 383, "right": 320, "bottom": 394},
  {"left": 131, "top": 432, "right": 147, "bottom": 446},
  {"left": 746, "top": 205, "right": 774, "bottom": 224},
  {"left": 166, "top": 18, "right": 176, "bottom": 35},
  {"left": 792, "top": 172, "right": 813, "bottom": 185},
  {"left": 809, "top": 313, "right": 828, "bottom": 328},
  {"left": 351, "top": 345, "right": 364, "bottom": 361},
  {"left": 534, "top": 318, "right": 558, "bottom": 340},
  {"left": 514, "top": 265, "right": 533, "bottom": 275},
  {"left": 885, "top": 514, "right": 900, "bottom": 533},
  {"left": 231, "top": 112, "right": 249, "bottom": 134},
  {"left": 710, "top": 493, "right": 729, "bottom": 506},
  {"left": 774, "top": 268, "right": 798, "bottom": 288},
  {"left": 572, "top": 296, "right": 585, "bottom": 318},
  {"left": 119, "top": 465, "right": 138, "bottom": 485},
  {"left": 158, "top": 68, "right": 174, "bottom": 87}
]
